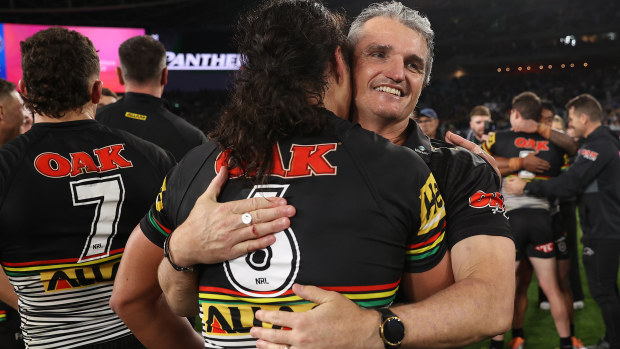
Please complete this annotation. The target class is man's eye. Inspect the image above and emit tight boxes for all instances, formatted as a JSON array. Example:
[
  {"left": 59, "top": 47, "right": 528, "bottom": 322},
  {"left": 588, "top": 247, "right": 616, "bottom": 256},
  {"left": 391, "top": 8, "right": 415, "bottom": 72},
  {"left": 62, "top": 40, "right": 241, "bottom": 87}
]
[{"left": 371, "top": 52, "right": 385, "bottom": 59}]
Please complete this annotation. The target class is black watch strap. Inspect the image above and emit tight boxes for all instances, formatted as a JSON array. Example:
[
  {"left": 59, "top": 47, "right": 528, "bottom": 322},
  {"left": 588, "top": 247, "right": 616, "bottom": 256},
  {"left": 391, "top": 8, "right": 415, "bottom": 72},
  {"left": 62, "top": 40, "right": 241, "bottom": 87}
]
[
  {"left": 163, "top": 233, "right": 194, "bottom": 272},
  {"left": 377, "top": 308, "right": 405, "bottom": 349}
]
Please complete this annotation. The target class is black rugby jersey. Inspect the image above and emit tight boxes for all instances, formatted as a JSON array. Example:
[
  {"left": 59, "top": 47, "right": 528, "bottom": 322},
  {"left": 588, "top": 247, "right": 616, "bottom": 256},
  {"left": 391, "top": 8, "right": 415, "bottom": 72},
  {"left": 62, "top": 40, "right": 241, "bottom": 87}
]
[
  {"left": 96, "top": 92, "right": 207, "bottom": 161},
  {"left": 403, "top": 119, "right": 512, "bottom": 249},
  {"left": 484, "top": 130, "right": 567, "bottom": 212},
  {"left": 526, "top": 126, "right": 620, "bottom": 241},
  {"left": 141, "top": 109, "right": 447, "bottom": 348},
  {"left": 0, "top": 120, "right": 175, "bottom": 348}
]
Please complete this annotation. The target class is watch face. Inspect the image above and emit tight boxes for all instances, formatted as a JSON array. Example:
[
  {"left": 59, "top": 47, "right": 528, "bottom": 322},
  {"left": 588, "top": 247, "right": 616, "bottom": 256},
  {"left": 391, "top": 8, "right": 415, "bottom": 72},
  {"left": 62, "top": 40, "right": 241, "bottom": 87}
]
[{"left": 382, "top": 316, "right": 405, "bottom": 347}]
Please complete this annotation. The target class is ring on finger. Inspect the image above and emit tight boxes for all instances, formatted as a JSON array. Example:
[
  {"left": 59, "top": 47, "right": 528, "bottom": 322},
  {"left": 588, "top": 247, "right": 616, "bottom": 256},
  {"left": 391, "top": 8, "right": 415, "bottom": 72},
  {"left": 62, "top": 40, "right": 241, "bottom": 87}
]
[{"left": 241, "top": 212, "right": 253, "bottom": 225}]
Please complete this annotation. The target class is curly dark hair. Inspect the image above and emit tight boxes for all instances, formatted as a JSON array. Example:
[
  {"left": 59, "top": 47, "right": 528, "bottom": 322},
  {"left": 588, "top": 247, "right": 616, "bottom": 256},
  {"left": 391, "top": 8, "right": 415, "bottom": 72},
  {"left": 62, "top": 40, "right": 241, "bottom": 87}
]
[
  {"left": 119, "top": 35, "right": 166, "bottom": 84},
  {"left": 209, "top": 0, "right": 347, "bottom": 182},
  {"left": 20, "top": 27, "right": 99, "bottom": 119}
]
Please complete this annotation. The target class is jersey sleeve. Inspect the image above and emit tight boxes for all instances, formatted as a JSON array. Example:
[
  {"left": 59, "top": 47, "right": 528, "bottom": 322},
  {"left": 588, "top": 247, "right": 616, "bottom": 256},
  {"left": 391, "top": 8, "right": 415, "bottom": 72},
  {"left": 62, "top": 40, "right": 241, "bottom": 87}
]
[
  {"left": 482, "top": 132, "right": 496, "bottom": 155},
  {"left": 404, "top": 172, "right": 448, "bottom": 273},
  {"left": 139, "top": 142, "right": 218, "bottom": 248},
  {"left": 526, "top": 140, "right": 612, "bottom": 198},
  {"left": 139, "top": 168, "right": 177, "bottom": 248},
  {"left": 430, "top": 147, "right": 513, "bottom": 249}
]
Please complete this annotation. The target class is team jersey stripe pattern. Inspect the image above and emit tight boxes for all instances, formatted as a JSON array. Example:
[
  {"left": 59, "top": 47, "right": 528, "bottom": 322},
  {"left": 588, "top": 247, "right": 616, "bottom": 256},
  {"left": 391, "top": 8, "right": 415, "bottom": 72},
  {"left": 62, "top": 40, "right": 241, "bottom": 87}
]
[
  {"left": 198, "top": 282, "right": 400, "bottom": 348},
  {"left": 2, "top": 251, "right": 130, "bottom": 348}
]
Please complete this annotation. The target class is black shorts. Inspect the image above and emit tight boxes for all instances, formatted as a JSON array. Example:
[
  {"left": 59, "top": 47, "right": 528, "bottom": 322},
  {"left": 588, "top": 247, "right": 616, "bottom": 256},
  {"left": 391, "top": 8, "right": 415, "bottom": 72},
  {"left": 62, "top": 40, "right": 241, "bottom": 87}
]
[
  {"left": 508, "top": 208, "right": 555, "bottom": 260},
  {"left": 552, "top": 212, "right": 569, "bottom": 260},
  {"left": 552, "top": 200, "right": 578, "bottom": 260}
]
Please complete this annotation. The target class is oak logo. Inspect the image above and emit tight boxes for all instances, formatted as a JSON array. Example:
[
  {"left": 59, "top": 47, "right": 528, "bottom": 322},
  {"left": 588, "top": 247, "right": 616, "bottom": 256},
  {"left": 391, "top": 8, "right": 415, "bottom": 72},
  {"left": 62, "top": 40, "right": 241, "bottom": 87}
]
[
  {"left": 34, "top": 144, "right": 133, "bottom": 178},
  {"left": 40, "top": 260, "right": 120, "bottom": 292},
  {"left": 579, "top": 148, "right": 599, "bottom": 161},
  {"left": 469, "top": 191, "right": 506, "bottom": 216},
  {"left": 514, "top": 137, "right": 549, "bottom": 151},
  {"left": 215, "top": 143, "right": 337, "bottom": 179}
]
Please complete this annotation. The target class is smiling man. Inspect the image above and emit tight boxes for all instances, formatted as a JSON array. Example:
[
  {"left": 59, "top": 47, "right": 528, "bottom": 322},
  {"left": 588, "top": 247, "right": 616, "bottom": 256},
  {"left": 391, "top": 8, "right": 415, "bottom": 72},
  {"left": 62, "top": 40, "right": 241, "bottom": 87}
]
[{"left": 253, "top": 2, "right": 515, "bottom": 348}]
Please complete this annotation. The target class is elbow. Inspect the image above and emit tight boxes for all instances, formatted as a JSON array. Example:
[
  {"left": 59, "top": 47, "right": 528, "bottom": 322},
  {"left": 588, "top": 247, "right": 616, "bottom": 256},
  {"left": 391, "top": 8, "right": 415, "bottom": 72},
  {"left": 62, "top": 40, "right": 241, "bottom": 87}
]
[
  {"left": 163, "top": 292, "right": 199, "bottom": 318},
  {"left": 490, "top": 298, "right": 514, "bottom": 335},
  {"left": 109, "top": 290, "right": 132, "bottom": 319}
]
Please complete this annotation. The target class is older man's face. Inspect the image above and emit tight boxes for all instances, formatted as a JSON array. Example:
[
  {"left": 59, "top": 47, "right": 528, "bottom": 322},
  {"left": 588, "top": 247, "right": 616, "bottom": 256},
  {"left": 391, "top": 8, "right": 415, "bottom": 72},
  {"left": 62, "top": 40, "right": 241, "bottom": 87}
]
[{"left": 351, "top": 17, "right": 428, "bottom": 129}]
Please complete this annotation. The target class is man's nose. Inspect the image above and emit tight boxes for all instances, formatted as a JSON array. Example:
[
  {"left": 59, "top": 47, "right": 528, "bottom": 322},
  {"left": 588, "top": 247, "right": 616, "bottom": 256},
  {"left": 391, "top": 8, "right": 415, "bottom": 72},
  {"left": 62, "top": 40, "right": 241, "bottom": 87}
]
[{"left": 384, "top": 56, "right": 406, "bottom": 82}]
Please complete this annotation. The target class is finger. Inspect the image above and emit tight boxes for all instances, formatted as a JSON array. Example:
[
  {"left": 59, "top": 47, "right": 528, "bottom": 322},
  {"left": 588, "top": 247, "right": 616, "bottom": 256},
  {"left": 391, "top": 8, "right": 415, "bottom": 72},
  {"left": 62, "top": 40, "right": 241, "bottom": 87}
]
[
  {"left": 203, "top": 166, "right": 229, "bottom": 202},
  {"left": 255, "top": 309, "right": 297, "bottom": 328},
  {"left": 292, "top": 283, "right": 335, "bottom": 305},
  {"left": 445, "top": 131, "right": 472, "bottom": 150},
  {"left": 252, "top": 330, "right": 293, "bottom": 348},
  {"left": 229, "top": 196, "right": 288, "bottom": 215},
  {"left": 231, "top": 231, "right": 278, "bottom": 257},
  {"left": 227, "top": 205, "right": 295, "bottom": 232}
]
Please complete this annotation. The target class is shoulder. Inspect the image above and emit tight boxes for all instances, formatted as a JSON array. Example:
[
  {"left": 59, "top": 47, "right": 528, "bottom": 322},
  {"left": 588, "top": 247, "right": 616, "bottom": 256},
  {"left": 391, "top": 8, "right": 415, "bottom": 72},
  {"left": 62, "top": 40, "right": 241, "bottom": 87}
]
[{"left": 96, "top": 122, "right": 177, "bottom": 170}]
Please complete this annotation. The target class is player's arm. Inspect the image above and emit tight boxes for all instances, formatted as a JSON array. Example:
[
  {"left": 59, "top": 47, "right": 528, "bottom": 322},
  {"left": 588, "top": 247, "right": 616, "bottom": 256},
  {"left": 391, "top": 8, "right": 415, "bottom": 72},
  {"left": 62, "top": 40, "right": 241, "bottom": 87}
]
[
  {"left": 0, "top": 268, "right": 18, "bottom": 310},
  {"left": 111, "top": 168, "right": 295, "bottom": 348},
  {"left": 511, "top": 118, "right": 578, "bottom": 155},
  {"left": 494, "top": 154, "right": 550, "bottom": 176},
  {"left": 250, "top": 237, "right": 514, "bottom": 349},
  {"left": 505, "top": 143, "right": 607, "bottom": 198},
  {"left": 157, "top": 249, "right": 200, "bottom": 317},
  {"left": 110, "top": 226, "right": 203, "bottom": 349}
]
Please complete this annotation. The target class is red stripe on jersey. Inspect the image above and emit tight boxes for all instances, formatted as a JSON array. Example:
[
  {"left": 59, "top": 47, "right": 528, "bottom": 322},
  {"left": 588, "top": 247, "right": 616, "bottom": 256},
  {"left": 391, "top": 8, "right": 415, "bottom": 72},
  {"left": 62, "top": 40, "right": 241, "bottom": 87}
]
[
  {"left": 1, "top": 248, "right": 124, "bottom": 266},
  {"left": 407, "top": 221, "right": 446, "bottom": 249}
]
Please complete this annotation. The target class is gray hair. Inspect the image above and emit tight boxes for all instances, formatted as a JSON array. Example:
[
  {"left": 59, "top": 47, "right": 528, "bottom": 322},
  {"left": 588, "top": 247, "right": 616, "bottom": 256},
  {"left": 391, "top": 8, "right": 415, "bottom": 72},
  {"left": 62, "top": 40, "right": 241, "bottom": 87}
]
[{"left": 348, "top": 1, "right": 434, "bottom": 85}]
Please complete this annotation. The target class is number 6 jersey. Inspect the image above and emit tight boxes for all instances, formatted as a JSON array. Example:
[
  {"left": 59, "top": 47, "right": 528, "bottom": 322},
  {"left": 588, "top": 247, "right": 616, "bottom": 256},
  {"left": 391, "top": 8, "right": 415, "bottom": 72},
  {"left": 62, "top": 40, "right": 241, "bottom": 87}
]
[
  {"left": 140, "top": 109, "right": 447, "bottom": 349},
  {"left": 0, "top": 120, "right": 176, "bottom": 348}
]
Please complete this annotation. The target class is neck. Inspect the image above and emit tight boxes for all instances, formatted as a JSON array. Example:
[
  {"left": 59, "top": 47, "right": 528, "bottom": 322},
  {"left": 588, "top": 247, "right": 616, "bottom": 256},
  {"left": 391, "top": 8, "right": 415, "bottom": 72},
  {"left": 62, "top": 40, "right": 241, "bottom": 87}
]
[
  {"left": 584, "top": 123, "right": 602, "bottom": 138},
  {"left": 352, "top": 111, "right": 410, "bottom": 145},
  {"left": 125, "top": 82, "right": 163, "bottom": 98},
  {"left": 34, "top": 104, "right": 96, "bottom": 123}
]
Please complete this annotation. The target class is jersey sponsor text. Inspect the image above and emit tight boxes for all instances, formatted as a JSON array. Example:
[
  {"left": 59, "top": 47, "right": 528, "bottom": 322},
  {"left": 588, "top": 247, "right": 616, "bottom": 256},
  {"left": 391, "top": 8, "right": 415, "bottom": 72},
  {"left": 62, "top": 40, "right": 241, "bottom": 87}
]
[
  {"left": 215, "top": 143, "right": 338, "bottom": 179},
  {"left": 34, "top": 144, "right": 133, "bottom": 178}
]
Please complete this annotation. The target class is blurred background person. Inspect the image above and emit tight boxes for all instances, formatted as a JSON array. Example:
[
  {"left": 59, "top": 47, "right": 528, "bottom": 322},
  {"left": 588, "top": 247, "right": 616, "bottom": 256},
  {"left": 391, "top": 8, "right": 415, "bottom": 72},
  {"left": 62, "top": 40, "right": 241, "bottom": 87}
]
[
  {"left": 466, "top": 105, "right": 493, "bottom": 145},
  {"left": 99, "top": 87, "right": 119, "bottom": 107},
  {"left": 415, "top": 107, "right": 443, "bottom": 140},
  {"left": 96, "top": 35, "right": 207, "bottom": 161},
  {"left": 0, "top": 79, "right": 27, "bottom": 147}
]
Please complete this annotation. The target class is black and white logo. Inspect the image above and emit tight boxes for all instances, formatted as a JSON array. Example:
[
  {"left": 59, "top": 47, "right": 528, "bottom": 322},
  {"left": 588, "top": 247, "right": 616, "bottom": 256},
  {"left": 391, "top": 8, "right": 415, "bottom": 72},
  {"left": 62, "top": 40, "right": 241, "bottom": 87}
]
[{"left": 223, "top": 184, "right": 300, "bottom": 297}]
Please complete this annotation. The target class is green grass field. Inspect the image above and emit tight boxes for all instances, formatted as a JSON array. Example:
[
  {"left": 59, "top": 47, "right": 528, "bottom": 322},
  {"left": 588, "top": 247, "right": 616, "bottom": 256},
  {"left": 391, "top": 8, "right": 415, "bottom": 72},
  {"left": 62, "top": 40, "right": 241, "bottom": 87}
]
[{"left": 465, "top": 229, "right": 620, "bottom": 349}]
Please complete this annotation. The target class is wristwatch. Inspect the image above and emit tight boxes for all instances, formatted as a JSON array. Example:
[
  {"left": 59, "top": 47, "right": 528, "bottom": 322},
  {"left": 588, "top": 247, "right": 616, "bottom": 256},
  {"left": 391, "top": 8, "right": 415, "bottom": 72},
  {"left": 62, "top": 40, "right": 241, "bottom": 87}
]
[{"left": 377, "top": 308, "right": 405, "bottom": 349}]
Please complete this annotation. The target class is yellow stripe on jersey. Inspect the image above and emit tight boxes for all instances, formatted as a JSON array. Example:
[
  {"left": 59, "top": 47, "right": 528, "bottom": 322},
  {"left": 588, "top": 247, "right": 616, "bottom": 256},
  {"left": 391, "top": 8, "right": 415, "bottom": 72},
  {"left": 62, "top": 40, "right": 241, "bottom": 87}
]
[{"left": 418, "top": 174, "right": 446, "bottom": 236}]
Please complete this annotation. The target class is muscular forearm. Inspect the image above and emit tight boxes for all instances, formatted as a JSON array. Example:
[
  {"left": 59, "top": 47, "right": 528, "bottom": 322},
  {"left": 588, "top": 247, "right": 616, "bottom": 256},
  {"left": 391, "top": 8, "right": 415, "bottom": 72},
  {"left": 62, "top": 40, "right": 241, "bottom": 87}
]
[
  {"left": 494, "top": 156, "right": 520, "bottom": 176},
  {"left": 158, "top": 256, "right": 200, "bottom": 317},
  {"left": 111, "top": 227, "right": 202, "bottom": 348},
  {"left": 548, "top": 128, "right": 578, "bottom": 156},
  {"left": 394, "top": 236, "right": 515, "bottom": 348},
  {"left": 117, "top": 292, "right": 203, "bottom": 349}
]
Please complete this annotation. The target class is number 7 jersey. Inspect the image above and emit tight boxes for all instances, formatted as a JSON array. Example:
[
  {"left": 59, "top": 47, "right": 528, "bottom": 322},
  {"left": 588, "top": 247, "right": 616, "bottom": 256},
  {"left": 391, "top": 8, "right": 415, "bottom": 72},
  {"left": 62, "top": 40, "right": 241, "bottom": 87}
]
[{"left": 0, "top": 120, "right": 176, "bottom": 348}]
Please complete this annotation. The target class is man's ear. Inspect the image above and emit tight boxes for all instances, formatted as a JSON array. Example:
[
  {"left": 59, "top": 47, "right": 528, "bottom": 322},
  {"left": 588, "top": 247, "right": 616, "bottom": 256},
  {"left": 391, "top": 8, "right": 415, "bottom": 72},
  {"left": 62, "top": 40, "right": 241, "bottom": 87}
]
[
  {"left": 116, "top": 67, "right": 125, "bottom": 86},
  {"left": 91, "top": 81, "right": 103, "bottom": 104},
  {"left": 333, "top": 46, "right": 348, "bottom": 85},
  {"left": 160, "top": 67, "right": 168, "bottom": 86},
  {"left": 18, "top": 79, "right": 27, "bottom": 97}
]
